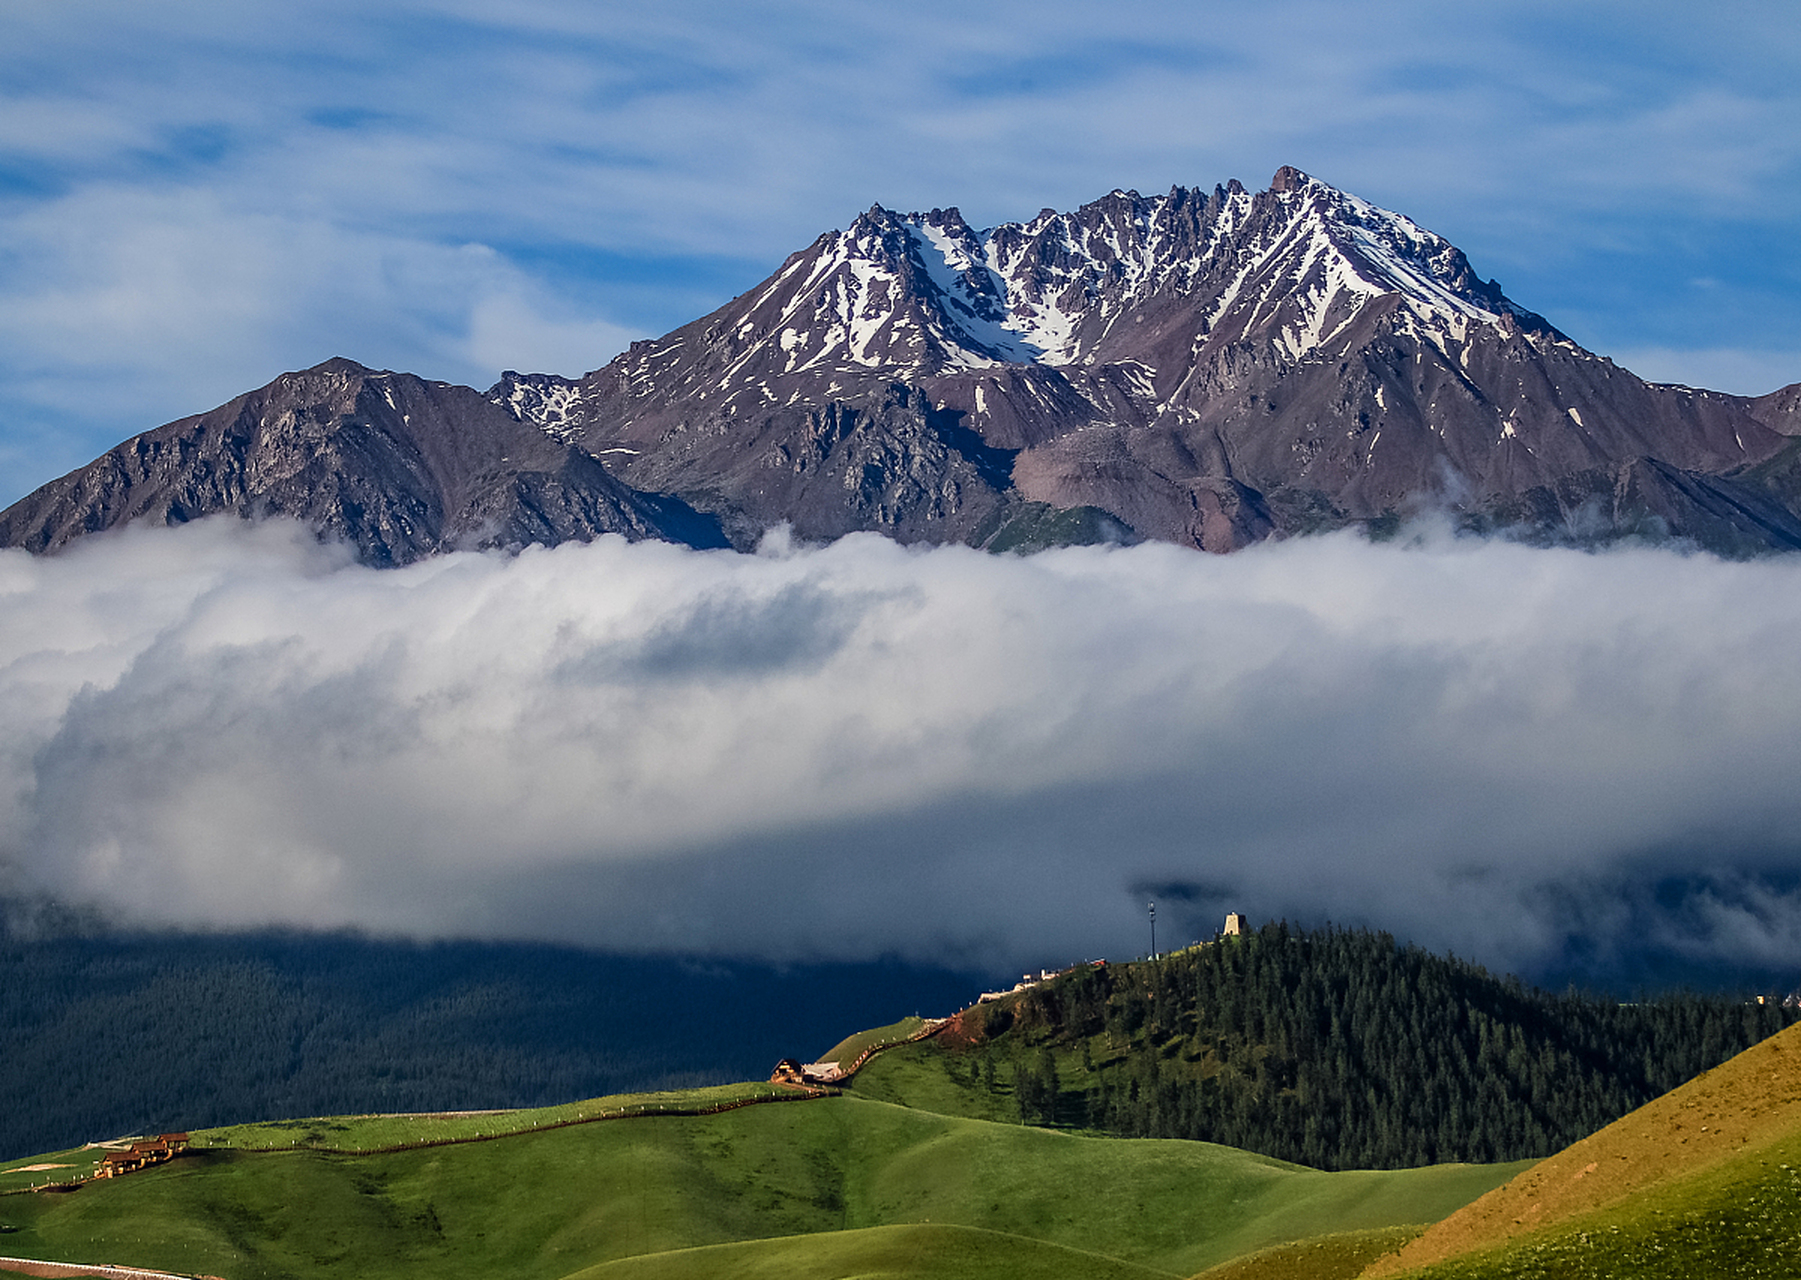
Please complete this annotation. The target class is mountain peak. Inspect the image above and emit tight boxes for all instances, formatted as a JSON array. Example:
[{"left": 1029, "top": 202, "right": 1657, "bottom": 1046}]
[
  {"left": 809, "top": 172, "right": 1543, "bottom": 372},
  {"left": 306, "top": 356, "right": 378, "bottom": 377},
  {"left": 1269, "top": 164, "right": 1311, "bottom": 192}
]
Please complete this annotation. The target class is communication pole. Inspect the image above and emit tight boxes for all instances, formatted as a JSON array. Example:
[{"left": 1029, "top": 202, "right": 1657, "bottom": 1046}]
[{"left": 1148, "top": 901, "right": 1156, "bottom": 959}]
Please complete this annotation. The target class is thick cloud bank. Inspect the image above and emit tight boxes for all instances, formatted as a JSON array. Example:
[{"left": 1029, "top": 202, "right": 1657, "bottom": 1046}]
[{"left": 3, "top": 519, "right": 1799, "bottom": 979}]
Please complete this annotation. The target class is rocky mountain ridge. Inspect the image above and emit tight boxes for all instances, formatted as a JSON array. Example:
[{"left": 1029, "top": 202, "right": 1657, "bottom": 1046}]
[
  {"left": 0, "top": 358, "right": 726, "bottom": 565},
  {"left": 8, "top": 167, "right": 1801, "bottom": 561}
]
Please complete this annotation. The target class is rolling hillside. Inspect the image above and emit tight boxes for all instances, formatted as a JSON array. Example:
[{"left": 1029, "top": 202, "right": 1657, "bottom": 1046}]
[
  {"left": 4, "top": 932, "right": 1796, "bottom": 1279},
  {"left": 1360, "top": 1018, "right": 1801, "bottom": 1278},
  {"left": 0, "top": 1087, "right": 1522, "bottom": 1280},
  {"left": 0, "top": 925, "right": 979, "bottom": 1161}
]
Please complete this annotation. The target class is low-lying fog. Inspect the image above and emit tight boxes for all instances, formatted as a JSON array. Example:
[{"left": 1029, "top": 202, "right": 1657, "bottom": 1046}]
[{"left": 3, "top": 517, "right": 1798, "bottom": 983}]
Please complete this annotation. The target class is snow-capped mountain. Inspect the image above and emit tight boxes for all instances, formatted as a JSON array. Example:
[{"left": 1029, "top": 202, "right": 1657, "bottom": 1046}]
[
  {"left": 8, "top": 167, "right": 1801, "bottom": 560},
  {"left": 479, "top": 166, "right": 1801, "bottom": 554}
]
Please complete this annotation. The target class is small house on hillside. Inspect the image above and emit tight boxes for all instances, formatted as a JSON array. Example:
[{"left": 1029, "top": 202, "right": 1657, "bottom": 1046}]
[
  {"left": 771, "top": 1058, "right": 844, "bottom": 1086},
  {"left": 91, "top": 1133, "right": 187, "bottom": 1180},
  {"left": 95, "top": 1151, "right": 136, "bottom": 1179}
]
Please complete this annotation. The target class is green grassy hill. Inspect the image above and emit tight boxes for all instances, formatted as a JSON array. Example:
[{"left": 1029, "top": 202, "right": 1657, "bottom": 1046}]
[
  {"left": 1359, "top": 1019, "right": 1801, "bottom": 1279},
  {"left": 814, "top": 1016, "right": 930, "bottom": 1067},
  {"left": 563, "top": 1223, "right": 1178, "bottom": 1280},
  {"left": 1377, "top": 1138, "right": 1801, "bottom": 1280},
  {"left": 0, "top": 1088, "right": 1522, "bottom": 1280},
  {"left": 6, "top": 930, "right": 1793, "bottom": 1280}
]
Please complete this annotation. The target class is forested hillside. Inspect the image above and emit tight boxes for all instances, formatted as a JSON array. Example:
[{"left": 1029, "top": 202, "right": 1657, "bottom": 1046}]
[
  {"left": 11, "top": 911, "right": 1793, "bottom": 1177},
  {"left": 860, "top": 923, "right": 1798, "bottom": 1171},
  {"left": 0, "top": 920, "right": 977, "bottom": 1160}
]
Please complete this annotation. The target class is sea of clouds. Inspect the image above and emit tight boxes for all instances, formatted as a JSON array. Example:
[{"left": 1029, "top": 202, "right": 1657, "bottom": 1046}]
[{"left": 3, "top": 516, "right": 1799, "bottom": 981}]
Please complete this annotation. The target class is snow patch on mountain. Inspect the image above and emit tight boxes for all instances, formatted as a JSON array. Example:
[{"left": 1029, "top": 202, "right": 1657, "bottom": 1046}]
[
  {"left": 1204, "top": 174, "right": 1515, "bottom": 369},
  {"left": 493, "top": 373, "right": 587, "bottom": 443},
  {"left": 905, "top": 220, "right": 1043, "bottom": 365},
  {"left": 885, "top": 170, "right": 1524, "bottom": 372},
  {"left": 628, "top": 169, "right": 1544, "bottom": 389}
]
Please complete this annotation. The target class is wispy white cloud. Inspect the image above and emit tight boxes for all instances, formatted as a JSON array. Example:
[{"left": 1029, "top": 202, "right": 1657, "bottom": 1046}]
[
  {"left": 5, "top": 519, "right": 1801, "bottom": 979},
  {"left": 8, "top": 1, "right": 1797, "bottom": 242},
  {"left": 0, "top": 184, "right": 647, "bottom": 467}
]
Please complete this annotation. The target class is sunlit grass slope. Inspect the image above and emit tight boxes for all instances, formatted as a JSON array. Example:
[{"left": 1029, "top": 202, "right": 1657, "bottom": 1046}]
[
  {"left": 815, "top": 1016, "right": 929, "bottom": 1067},
  {"left": 194, "top": 1081, "right": 793, "bottom": 1152},
  {"left": 0, "top": 1144, "right": 108, "bottom": 1192},
  {"left": 1364, "top": 1019, "right": 1801, "bottom": 1278},
  {"left": 1376, "top": 1134, "right": 1801, "bottom": 1279},
  {"left": 849, "top": 1031, "right": 1022, "bottom": 1123},
  {"left": 562, "top": 1222, "right": 1178, "bottom": 1280},
  {"left": 0, "top": 1094, "right": 1521, "bottom": 1280},
  {"left": 1192, "top": 1227, "right": 1417, "bottom": 1280}
]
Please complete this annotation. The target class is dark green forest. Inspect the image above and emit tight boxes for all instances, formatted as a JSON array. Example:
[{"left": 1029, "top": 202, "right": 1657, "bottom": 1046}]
[
  {"left": 953, "top": 923, "right": 1798, "bottom": 1171},
  {"left": 0, "top": 921, "right": 978, "bottom": 1161},
  {"left": 9, "top": 913, "right": 1795, "bottom": 1175}
]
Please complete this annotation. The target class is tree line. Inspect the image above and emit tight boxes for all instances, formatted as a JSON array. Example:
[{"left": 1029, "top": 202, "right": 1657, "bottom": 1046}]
[{"left": 963, "top": 922, "right": 1797, "bottom": 1170}]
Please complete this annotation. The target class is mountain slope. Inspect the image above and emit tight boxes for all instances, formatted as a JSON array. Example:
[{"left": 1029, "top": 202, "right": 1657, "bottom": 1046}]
[
  {"left": 0, "top": 925, "right": 980, "bottom": 1162},
  {"left": 492, "top": 166, "right": 1801, "bottom": 554},
  {"left": 0, "top": 1090, "right": 1519, "bottom": 1280},
  {"left": 0, "top": 358, "right": 727, "bottom": 565},
  {"left": 1363, "top": 1018, "right": 1801, "bottom": 1277},
  {"left": 8, "top": 170, "right": 1801, "bottom": 562},
  {"left": 3, "top": 947, "right": 1794, "bottom": 1279}
]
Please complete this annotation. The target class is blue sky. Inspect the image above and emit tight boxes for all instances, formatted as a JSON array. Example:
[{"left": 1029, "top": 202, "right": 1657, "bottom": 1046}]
[{"left": 1, "top": 0, "right": 1797, "bottom": 508}]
